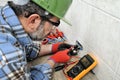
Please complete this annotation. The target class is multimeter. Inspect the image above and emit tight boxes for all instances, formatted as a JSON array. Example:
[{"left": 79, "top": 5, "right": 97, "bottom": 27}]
[{"left": 64, "top": 53, "right": 97, "bottom": 80}]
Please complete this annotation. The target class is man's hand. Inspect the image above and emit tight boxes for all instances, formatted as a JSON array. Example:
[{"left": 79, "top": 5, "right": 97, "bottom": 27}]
[
  {"left": 52, "top": 42, "right": 73, "bottom": 53},
  {"left": 49, "top": 49, "right": 70, "bottom": 63}
]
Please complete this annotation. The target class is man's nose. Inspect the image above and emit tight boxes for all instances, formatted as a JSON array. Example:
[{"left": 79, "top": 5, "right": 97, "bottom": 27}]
[{"left": 50, "top": 26, "right": 57, "bottom": 33}]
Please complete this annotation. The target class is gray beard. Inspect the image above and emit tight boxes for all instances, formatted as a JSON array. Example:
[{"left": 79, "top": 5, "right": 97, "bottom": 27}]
[{"left": 29, "top": 24, "right": 46, "bottom": 40}]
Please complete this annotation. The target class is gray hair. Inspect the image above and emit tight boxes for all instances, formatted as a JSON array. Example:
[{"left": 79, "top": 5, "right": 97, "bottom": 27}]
[{"left": 8, "top": 0, "right": 53, "bottom": 19}]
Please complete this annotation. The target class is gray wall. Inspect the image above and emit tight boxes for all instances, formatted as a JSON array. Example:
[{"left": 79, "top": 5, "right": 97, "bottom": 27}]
[
  {"left": 0, "top": 0, "right": 8, "bottom": 6},
  {"left": 60, "top": 0, "right": 120, "bottom": 80}
]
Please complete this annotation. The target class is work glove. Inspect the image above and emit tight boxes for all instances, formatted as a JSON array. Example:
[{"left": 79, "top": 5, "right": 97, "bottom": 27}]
[
  {"left": 49, "top": 49, "right": 70, "bottom": 63},
  {"left": 52, "top": 42, "right": 73, "bottom": 53}
]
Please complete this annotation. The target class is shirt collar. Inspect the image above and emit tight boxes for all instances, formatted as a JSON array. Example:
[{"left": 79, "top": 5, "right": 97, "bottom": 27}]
[{"left": 1, "top": 4, "right": 33, "bottom": 46}]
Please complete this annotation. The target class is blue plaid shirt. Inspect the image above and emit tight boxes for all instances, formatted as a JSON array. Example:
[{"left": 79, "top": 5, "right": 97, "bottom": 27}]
[{"left": 0, "top": 4, "right": 52, "bottom": 80}]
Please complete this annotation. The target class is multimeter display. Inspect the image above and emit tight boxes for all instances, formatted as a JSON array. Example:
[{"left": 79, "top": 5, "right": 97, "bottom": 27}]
[
  {"left": 80, "top": 54, "right": 94, "bottom": 69},
  {"left": 67, "top": 54, "right": 95, "bottom": 78},
  {"left": 80, "top": 57, "right": 91, "bottom": 68}
]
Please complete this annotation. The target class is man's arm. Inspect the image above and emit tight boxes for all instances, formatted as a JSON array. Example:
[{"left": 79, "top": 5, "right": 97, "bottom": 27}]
[
  {"left": 39, "top": 44, "right": 52, "bottom": 56},
  {"left": 39, "top": 42, "right": 73, "bottom": 56},
  {"left": 30, "top": 49, "right": 71, "bottom": 80}
]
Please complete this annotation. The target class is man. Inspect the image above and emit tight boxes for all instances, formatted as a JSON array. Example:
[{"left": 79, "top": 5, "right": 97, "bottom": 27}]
[{"left": 0, "top": 0, "right": 73, "bottom": 80}]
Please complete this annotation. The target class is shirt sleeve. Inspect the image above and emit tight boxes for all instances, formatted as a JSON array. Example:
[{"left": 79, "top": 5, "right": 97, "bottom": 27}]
[
  {"left": 30, "top": 63, "right": 53, "bottom": 80},
  {"left": 25, "top": 43, "right": 41, "bottom": 62}
]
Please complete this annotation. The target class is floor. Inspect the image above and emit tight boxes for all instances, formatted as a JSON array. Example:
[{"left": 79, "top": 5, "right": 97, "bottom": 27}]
[{"left": 28, "top": 55, "right": 99, "bottom": 80}]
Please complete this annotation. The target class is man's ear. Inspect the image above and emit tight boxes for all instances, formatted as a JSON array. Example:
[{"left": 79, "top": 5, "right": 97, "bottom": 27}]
[{"left": 27, "top": 14, "right": 41, "bottom": 31}]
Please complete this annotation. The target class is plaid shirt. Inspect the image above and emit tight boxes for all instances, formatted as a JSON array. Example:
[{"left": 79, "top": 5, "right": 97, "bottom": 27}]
[{"left": 0, "top": 4, "right": 52, "bottom": 80}]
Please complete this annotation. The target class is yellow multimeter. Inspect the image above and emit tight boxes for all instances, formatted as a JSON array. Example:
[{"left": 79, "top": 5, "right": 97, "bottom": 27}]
[{"left": 64, "top": 53, "right": 97, "bottom": 80}]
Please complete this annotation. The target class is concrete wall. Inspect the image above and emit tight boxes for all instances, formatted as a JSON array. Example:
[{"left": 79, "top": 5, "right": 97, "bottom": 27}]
[
  {"left": 60, "top": 0, "right": 120, "bottom": 80},
  {"left": 0, "top": 0, "right": 8, "bottom": 6}
]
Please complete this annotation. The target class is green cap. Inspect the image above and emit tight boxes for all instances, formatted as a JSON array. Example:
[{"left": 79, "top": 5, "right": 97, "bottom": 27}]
[{"left": 32, "top": 0, "right": 72, "bottom": 26}]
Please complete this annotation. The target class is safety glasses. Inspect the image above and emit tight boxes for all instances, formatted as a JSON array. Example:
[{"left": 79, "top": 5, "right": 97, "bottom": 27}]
[
  {"left": 46, "top": 19, "right": 60, "bottom": 27},
  {"left": 41, "top": 16, "right": 60, "bottom": 26}
]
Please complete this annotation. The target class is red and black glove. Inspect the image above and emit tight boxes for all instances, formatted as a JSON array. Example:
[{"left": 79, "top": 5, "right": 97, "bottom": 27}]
[
  {"left": 52, "top": 42, "right": 73, "bottom": 53},
  {"left": 49, "top": 49, "right": 70, "bottom": 63}
]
